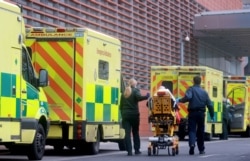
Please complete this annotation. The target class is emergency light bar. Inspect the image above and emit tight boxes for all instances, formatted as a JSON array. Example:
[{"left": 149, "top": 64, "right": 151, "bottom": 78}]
[
  {"left": 225, "top": 76, "right": 246, "bottom": 80},
  {"left": 26, "top": 27, "right": 85, "bottom": 33}
]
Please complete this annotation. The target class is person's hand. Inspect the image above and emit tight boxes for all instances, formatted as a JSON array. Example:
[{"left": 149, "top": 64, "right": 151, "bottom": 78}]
[
  {"left": 211, "top": 117, "right": 214, "bottom": 122},
  {"left": 146, "top": 93, "right": 150, "bottom": 99}
]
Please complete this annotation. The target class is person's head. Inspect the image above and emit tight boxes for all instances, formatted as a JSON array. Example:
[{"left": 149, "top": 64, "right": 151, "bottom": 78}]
[
  {"left": 128, "top": 78, "right": 137, "bottom": 88},
  {"left": 123, "top": 78, "right": 137, "bottom": 98},
  {"left": 193, "top": 76, "right": 201, "bottom": 85}
]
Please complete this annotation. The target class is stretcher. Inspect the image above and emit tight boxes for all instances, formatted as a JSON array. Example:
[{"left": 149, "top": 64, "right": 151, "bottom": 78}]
[{"left": 147, "top": 91, "right": 180, "bottom": 156}]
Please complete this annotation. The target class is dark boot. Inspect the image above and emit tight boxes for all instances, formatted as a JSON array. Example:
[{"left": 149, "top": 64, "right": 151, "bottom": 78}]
[
  {"left": 135, "top": 150, "right": 141, "bottom": 155},
  {"left": 189, "top": 145, "right": 195, "bottom": 155}
]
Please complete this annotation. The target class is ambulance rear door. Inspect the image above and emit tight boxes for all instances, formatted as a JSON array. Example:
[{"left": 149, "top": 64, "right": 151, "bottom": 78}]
[
  {"left": 30, "top": 38, "right": 76, "bottom": 123},
  {"left": 177, "top": 72, "right": 203, "bottom": 118},
  {"left": 227, "top": 86, "right": 247, "bottom": 130}
]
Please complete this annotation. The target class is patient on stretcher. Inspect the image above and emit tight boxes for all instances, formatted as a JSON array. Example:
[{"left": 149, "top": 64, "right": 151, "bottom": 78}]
[{"left": 147, "top": 86, "right": 178, "bottom": 111}]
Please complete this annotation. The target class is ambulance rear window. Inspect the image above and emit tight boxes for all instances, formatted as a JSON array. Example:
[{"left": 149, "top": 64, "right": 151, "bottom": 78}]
[
  {"left": 98, "top": 60, "right": 109, "bottom": 80},
  {"left": 161, "top": 81, "right": 173, "bottom": 93}
]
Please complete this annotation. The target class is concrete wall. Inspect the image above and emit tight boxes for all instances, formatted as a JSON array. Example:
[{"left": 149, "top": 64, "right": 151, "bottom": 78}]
[{"left": 198, "top": 41, "right": 243, "bottom": 75}]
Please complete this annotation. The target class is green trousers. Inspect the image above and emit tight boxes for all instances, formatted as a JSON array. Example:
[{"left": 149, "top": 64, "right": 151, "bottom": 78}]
[{"left": 122, "top": 114, "right": 140, "bottom": 154}]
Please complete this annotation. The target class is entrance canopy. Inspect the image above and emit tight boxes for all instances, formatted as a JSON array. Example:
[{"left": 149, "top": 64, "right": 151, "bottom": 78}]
[{"left": 194, "top": 10, "right": 250, "bottom": 56}]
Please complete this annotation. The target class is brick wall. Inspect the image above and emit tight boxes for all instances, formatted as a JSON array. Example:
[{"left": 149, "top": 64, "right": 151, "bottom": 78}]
[
  {"left": 197, "top": 0, "right": 242, "bottom": 10},
  {"left": 139, "top": 90, "right": 153, "bottom": 137}
]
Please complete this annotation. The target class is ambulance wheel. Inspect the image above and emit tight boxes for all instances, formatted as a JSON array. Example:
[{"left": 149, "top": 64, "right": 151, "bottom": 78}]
[
  {"left": 88, "top": 129, "right": 100, "bottom": 155},
  {"left": 148, "top": 147, "right": 152, "bottom": 156},
  {"left": 172, "top": 148, "right": 176, "bottom": 156},
  {"left": 27, "top": 124, "right": 46, "bottom": 160}
]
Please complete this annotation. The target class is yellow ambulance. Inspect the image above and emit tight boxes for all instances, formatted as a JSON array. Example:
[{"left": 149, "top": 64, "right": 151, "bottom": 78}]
[
  {"left": 150, "top": 66, "right": 223, "bottom": 141},
  {"left": 0, "top": 1, "right": 49, "bottom": 160},
  {"left": 223, "top": 76, "right": 250, "bottom": 137},
  {"left": 25, "top": 27, "right": 125, "bottom": 154}
]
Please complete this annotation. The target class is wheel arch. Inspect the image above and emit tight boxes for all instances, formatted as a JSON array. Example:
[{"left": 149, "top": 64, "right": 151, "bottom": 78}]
[{"left": 38, "top": 115, "right": 49, "bottom": 136}]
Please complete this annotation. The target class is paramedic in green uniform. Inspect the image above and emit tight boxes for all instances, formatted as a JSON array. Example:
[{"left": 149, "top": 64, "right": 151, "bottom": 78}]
[{"left": 119, "top": 78, "right": 149, "bottom": 156}]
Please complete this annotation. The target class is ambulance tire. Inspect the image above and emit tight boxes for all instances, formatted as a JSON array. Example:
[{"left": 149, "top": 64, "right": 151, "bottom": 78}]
[
  {"left": 87, "top": 129, "right": 100, "bottom": 155},
  {"left": 27, "top": 124, "right": 46, "bottom": 160}
]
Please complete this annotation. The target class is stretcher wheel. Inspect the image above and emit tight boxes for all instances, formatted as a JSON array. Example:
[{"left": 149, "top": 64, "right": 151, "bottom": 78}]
[
  {"left": 175, "top": 145, "right": 179, "bottom": 155},
  {"left": 148, "top": 147, "right": 152, "bottom": 156},
  {"left": 153, "top": 146, "right": 156, "bottom": 155},
  {"left": 172, "top": 148, "right": 176, "bottom": 156},
  {"left": 167, "top": 147, "right": 170, "bottom": 155},
  {"left": 153, "top": 145, "right": 158, "bottom": 155}
]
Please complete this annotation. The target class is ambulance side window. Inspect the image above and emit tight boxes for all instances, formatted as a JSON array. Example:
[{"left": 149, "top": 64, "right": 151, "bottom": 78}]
[
  {"left": 98, "top": 60, "right": 109, "bottom": 80},
  {"left": 22, "top": 48, "right": 36, "bottom": 87},
  {"left": 22, "top": 49, "right": 29, "bottom": 82}
]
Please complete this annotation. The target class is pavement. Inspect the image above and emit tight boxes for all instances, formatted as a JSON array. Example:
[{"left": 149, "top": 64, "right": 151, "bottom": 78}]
[
  {"left": 100, "top": 136, "right": 186, "bottom": 151},
  {"left": 0, "top": 136, "right": 187, "bottom": 151}
]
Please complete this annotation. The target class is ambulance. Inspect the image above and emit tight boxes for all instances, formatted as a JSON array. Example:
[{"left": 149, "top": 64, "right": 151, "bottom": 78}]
[
  {"left": 150, "top": 66, "right": 223, "bottom": 141},
  {"left": 0, "top": 1, "right": 49, "bottom": 160},
  {"left": 25, "top": 27, "right": 125, "bottom": 154},
  {"left": 223, "top": 76, "right": 250, "bottom": 137}
]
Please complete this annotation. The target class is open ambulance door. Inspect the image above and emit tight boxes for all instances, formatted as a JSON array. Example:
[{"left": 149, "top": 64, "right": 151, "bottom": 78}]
[{"left": 227, "top": 86, "right": 250, "bottom": 137}]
